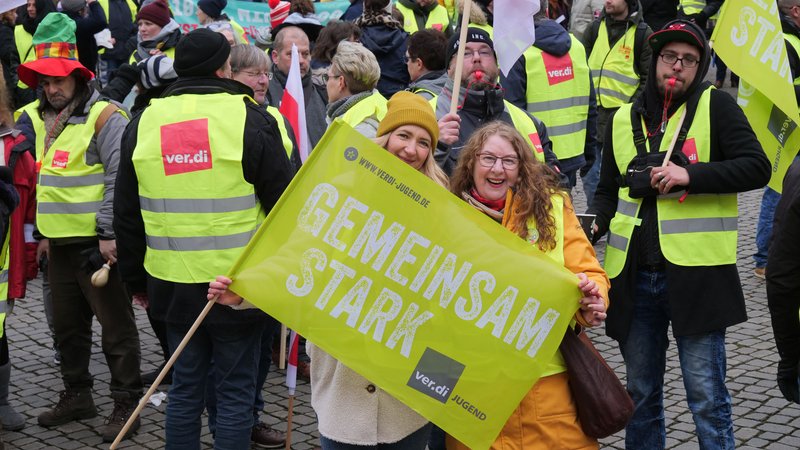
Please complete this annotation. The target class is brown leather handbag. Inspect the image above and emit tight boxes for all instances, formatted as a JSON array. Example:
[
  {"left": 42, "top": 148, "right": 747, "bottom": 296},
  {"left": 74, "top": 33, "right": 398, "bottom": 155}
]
[{"left": 560, "top": 326, "right": 634, "bottom": 439}]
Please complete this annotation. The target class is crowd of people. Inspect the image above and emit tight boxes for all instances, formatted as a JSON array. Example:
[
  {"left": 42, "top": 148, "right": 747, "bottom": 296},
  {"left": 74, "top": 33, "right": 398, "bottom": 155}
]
[{"left": 0, "top": 0, "right": 796, "bottom": 449}]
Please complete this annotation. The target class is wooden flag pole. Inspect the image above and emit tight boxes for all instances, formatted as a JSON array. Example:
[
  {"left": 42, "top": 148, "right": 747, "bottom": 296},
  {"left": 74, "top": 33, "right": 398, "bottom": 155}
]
[
  {"left": 109, "top": 297, "right": 217, "bottom": 450},
  {"left": 284, "top": 395, "right": 295, "bottom": 450},
  {"left": 449, "top": 0, "right": 473, "bottom": 115},
  {"left": 279, "top": 324, "right": 288, "bottom": 370}
]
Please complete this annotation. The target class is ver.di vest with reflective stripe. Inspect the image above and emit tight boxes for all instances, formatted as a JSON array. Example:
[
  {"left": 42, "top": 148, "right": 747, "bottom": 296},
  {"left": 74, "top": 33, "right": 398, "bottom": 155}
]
[
  {"left": 14, "top": 26, "right": 34, "bottom": 89},
  {"left": 134, "top": 93, "right": 265, "bottom": 283},
  {"left": 397, "top": 3, "right": 451, "bottom": 34},
  {"left": 523, "top": 35, "right": 591, "bottom": 160},
  {"left": 266, "top": 105, "right": 294, "bottom": 158},
  {"left": 679, "top": 0, "right": 705, "bottom": 16},
  {"left": 33, "top": 101, "right": 117, "bottom": 238},
  {"left": 428, "top": 95, "right": 546, "bottom": 163},
  {"left": 604, "top": 86, "right": 737, "bottom": 278},
  {"left": 340, "top": 91, "right": 388, "bottom": 129},
  {"left": 588, "top": 21, "right": 640, "bottom": 109}
]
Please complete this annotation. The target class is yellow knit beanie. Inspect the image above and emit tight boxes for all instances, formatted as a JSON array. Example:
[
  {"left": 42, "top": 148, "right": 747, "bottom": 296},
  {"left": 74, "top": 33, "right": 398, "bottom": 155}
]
[{"left": 377, "top": 91, "right": 440, "bottom": 148}]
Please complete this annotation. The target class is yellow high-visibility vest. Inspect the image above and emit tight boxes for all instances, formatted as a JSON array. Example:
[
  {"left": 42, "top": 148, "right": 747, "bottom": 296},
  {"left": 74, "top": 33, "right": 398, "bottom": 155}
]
[{"left": 587, "top": 21, "right": 640, "bottom": 108}]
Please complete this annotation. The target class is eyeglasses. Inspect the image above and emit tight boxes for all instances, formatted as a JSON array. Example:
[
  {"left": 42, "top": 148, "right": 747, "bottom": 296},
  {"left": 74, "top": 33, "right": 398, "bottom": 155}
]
[
  {"left": 465, "top": 49, "right": 494, "bottom": 59},
  {"left": 238, "top": 70, "right": 269, "bottom": 79},
  {"left": 659, "top": 53, "right": 699, "bottom": 68},
  {"left": 404, "top": 54, "right": 414, "bottom": 63},
  {"left": 322, "top": 73, "right": 342, "bottom": 83},
  {"left": 477, "top": 153, "right": 519, "bottom": 169}
]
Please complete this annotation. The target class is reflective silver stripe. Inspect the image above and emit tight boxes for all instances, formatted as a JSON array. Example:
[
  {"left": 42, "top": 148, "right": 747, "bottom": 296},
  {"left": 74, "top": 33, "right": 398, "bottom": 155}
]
[
  {"left": 39, "top": 173, "right": 105, "bottom": 188},
  {"left": 546, "top": 121, "right": 588, "bottom": 137},
  {"left": 0, "top": 301, "right": 6, "bottom": 314},
  {"left": 146, "top": 229, "right": 256, "bottom": 251},
  {"left": 607, "top": 232, "right": 628, "bottom": 251},
  {"left": 0, "top": 270, "right": 7, "bottom": 283},
  {"left": 526, "top": 96, "right": 590, "bottom": 113},
  {"left": 660, "top": 217, "right": 738, "bottom": 234},
  {"left": 38, "top": 201, "right": 101, "bottom": 214},
  {"left": 140, "top": 195, "right": 257, "bottom": 214},
  {"left": 617, "top": 199, "right": 638, "bottom": 217},
  {"left": 598, "top": 88, "right": 632, "bottom": 102},
  {"left": 598, "top": 70, "right": 639, "bottom": 86},
  {"left": 591, "top": 69, "right": 601, "bottom": 79}
]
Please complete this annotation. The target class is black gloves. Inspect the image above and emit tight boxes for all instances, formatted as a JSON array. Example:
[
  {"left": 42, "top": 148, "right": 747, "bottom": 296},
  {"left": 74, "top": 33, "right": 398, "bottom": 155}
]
[{"left": 777, "top": 357, "right": 800, "bottom": 404}]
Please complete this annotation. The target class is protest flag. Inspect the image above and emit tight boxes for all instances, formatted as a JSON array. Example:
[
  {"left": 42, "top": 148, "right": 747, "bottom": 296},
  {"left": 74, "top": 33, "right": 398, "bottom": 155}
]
[
  {"left": 284, "top": 330, "right": 300, "bottom": 450},
  {"left": 279, "top": 43, "right": 311, "bottom": 162},
  {"left": 494, "top": 0, "right": 540, "bottom": 76},
  {"left": 711, "top": 0, "right": 800, "bottom": 191}
]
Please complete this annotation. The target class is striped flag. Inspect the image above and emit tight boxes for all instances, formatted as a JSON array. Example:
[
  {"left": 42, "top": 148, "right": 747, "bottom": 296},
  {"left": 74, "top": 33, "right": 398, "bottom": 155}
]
[
  {"left": 279, "top": 44, "right": 311, "bottom": 162},
  {"left": 286, "top": 330, "right": 300, "bottom": 396},
  {"left": 494, "top": 0, "right": 540, "bottom": 76}
]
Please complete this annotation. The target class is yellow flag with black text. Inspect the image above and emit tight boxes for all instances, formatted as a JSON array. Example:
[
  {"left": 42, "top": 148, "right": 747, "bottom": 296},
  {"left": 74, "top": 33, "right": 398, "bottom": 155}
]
[
  {"left": 226, "top": 121, "right": 582, "bottom": 449},
  {"left": 712, "top": 0, "right": 800, "bottom": 191}
]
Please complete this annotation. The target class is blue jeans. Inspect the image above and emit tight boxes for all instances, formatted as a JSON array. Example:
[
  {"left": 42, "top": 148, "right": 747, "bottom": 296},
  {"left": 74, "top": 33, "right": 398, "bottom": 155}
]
[
  {"left": 581, "top": 148, "right": 601, "bottom": 208},
  {"left": 165, "top": 320, "right": 265, "bottom": 450},
  {"left": 620, "top": 270, "right": 734, "bottom": 450},
  {"left": 320, "top": 423, "right": 432, "bottom": 450},
  {"left": 753, "top": 186, "right": 780, "bottom": 268}
]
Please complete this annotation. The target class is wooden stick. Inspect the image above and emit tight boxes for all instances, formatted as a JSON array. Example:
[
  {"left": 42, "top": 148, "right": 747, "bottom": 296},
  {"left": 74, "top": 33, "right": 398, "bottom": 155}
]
[
  {"left": 449, "top": 0, "right": 473, "bottom": 115},
  {"left": 284, "top": 395, "right": 295, "bottom": 450},
  {"left": 278, "top": 324, "right": 288, "bottom": 370},
  {"left": 661, "top": 107, "right": 688, "bottom": 167},
  {"left": 109, "top": 297, "right": 217, "bottom": 450}
]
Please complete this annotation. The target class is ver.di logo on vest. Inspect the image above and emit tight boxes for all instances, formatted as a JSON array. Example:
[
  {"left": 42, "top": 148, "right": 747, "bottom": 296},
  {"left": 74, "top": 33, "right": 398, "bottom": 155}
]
[
  {"left": 51, "top": 150, "right": 69, "bottom": 169},
  {"left": 160, "top": 118, "right": 214, "bottom": 176},
  {"left": 542, "top": 52, "right": 575, "bottom": 86}
]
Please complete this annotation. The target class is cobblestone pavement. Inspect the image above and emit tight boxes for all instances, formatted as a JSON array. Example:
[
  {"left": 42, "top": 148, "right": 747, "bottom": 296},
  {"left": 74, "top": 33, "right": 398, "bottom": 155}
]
[{"left": 4, "top": 94, "right": 800, "bottom": 450}]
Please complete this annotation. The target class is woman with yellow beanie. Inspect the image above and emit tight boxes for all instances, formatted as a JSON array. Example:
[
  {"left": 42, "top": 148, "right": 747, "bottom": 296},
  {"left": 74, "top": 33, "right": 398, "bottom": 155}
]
[{"left": 207, "top": 91, "right": 448, "bottom": 449}]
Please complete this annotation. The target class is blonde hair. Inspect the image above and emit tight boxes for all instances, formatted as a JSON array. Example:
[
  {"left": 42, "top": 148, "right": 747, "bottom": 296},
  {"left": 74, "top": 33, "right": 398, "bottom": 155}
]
[
  {"left": 449, "top": 121, "right": 563, "bottom": 251},
  {"left": 374, "top": 133, "right": 449, "bottom": 188},
  {"left": 330, "top": 41, "right": 380, "bottom": 94}
]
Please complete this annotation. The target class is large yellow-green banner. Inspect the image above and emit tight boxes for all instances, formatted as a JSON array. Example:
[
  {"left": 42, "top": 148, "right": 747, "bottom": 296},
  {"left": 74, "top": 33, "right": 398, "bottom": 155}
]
[
  {"left": 227, "top": 121, "right": 581, "bottom": 449},
  {"left": 712, "top": 0, "right": 800, "bottom": 191}
]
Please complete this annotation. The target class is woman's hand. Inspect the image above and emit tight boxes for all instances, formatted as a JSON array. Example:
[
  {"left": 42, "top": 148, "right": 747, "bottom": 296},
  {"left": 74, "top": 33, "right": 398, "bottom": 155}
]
[
  {"left": 577, "top": 273, "right": 607, "bottom": 327},
  {"left": 207, "top": 276, "right": 243, "bottom": 306}
]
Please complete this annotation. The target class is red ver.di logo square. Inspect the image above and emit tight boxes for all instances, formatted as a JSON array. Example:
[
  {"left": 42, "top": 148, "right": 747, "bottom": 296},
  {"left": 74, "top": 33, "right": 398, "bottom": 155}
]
[
  {"left": 161, "top": 118, "right": 213, "bottom": 176},
  {"left": 542, "top": 52, "right": 574, "bottom": 86},
  {"left": 51, "top": 150, "right": 69, "bottom": 169}
]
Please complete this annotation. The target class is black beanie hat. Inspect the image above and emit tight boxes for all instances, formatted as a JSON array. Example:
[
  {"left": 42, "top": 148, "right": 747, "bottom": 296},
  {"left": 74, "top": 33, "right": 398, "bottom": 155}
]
[
  {"left": 446, "top": 27, "right": 495, "bottom": 63},
  {"left": 197, "top": 0, "right": 226, "bottom": 18},
  {"left": 174, "top": 28, "right": 231, "bottom": 77}
]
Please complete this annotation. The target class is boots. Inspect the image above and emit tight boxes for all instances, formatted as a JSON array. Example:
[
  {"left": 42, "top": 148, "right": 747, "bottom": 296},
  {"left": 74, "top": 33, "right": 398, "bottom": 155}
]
[
  {"left": 0, "top": 363, "right": 24, "bottom": 431},
  {"left": 101, "top": 391, "right": 140, "bottom": 442},
  {"left": 37, "top": 389, "right": 97, "bottom": 427}
]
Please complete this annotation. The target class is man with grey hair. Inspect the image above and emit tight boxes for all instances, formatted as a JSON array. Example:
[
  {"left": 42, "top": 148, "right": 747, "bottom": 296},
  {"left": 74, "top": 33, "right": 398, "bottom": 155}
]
[
  {"left": 269, "top": 25, "right": 328, "bottom": 148},
  {"left": 324, "top": 40, "right": 386, "bottom": 137}
]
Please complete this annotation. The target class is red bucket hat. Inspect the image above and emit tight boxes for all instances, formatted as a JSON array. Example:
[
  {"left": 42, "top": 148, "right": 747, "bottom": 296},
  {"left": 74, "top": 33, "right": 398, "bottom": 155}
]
[{"left": 17, "top": 13, "right": 94, "bottom": 89}]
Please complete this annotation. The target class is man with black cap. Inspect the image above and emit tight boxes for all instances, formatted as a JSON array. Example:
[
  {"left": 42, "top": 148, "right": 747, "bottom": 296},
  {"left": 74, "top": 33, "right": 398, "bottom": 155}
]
[
  {"left": 15, "top": 12, "right": 142, "bottom": 443},
  {"left": 114, "top": 27, "right": 295, "bottom": 448},
  {"left": 588, "top": 20, "right": 770, "bottom": 449},
  {"left": 429, "top": 27, "right": 563, "bottom": 180}
]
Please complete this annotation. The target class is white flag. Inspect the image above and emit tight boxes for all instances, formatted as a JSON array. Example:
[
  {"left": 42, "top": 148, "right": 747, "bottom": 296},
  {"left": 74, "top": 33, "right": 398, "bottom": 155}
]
[{"left": 494, "top": 0, "right": 540, "bottom": 76}]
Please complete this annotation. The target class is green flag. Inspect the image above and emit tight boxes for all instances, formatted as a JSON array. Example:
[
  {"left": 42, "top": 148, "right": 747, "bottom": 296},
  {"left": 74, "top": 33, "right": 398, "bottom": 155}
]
[
  {"left": 712, "top": 0, "right": 800, "bottom": 191},
  {"left": 226, "top": 121, "right": 582, "bottom": 449}
]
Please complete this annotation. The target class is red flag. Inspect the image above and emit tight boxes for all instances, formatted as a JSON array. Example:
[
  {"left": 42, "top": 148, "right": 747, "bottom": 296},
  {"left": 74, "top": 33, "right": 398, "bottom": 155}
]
[
  {"left": 279, "top": 44, "right": 311, "bottom": 162},
  {"left": 286, "top": 330, "right": 299, "bottom": 396}
]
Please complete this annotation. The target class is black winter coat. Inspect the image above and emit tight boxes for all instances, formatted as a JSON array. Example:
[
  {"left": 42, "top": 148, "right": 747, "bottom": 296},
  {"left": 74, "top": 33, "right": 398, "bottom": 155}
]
[{"left": 359, "top": 24, "right": 410, "bottom": 99}]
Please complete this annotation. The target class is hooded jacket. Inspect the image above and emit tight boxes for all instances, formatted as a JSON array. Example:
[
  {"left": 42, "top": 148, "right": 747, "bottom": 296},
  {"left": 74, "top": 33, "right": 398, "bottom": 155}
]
[
  {"left": 502, "top": 18, "right": 599, "bottom": 177},
  {"left": 358, "top": 23, "right": 410, "bottom": 99},
  {"left": 103, "top": 0, "right": 137, "bottom": 61},
  {"left": 589, "top": 20, "right": 771, "bottom": 342},
  {"left": 640, "top": 0, "right": 678, "bottom": 33},
  {"left": 408, "top": 69, "right": 448, "bottom": 99}
]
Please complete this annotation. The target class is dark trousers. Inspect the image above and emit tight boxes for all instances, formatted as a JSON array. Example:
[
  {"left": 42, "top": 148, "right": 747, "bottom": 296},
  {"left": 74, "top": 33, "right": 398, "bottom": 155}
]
[{"left": 49, "top": 241, "right": 142, "bottom": 395}]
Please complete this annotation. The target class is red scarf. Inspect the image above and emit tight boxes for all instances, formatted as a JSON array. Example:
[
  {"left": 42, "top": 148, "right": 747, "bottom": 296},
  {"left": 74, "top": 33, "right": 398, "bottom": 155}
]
[{"left": 469, "top": 188, "right": 506, "bottom": 211}]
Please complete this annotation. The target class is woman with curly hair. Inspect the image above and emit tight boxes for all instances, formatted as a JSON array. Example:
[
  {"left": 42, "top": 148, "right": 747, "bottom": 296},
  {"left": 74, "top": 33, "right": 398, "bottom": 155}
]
[{"left": 447, "top": 120, "right": 608, "bottom": 450}]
